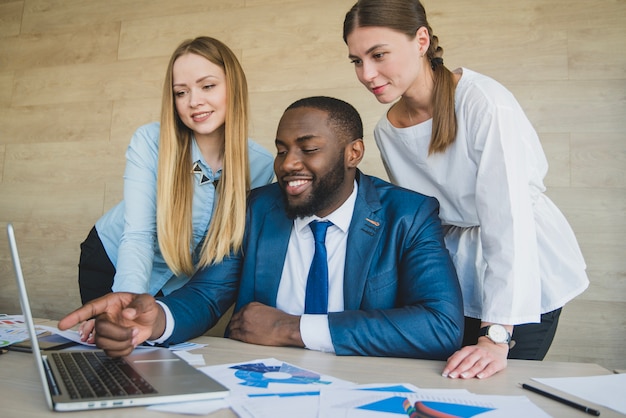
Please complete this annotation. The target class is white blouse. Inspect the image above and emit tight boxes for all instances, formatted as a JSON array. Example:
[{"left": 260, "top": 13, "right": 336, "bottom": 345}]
[{"left": 374, "top": 68, "right": 589, "bottom": 325}]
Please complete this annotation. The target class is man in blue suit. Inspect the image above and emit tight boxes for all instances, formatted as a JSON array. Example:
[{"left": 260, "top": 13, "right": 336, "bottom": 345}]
[{"left": 59, "top": 96, "right": 463, "bottom": 360}]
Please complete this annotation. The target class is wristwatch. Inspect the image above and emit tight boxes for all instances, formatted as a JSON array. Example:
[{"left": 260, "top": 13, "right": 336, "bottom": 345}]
[{"left": 478, "top": 324, "right": 512, "bottom": 345}]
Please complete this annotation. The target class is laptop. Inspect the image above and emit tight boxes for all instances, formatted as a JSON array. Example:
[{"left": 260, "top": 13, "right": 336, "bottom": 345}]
[{"left": 6, "top": 223, "right": 229, "bottom": 411}]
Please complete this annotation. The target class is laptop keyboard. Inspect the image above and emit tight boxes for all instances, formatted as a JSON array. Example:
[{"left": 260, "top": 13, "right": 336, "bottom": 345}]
[{"left": 51, "top": 351, "right": 157, "bottom": 399}]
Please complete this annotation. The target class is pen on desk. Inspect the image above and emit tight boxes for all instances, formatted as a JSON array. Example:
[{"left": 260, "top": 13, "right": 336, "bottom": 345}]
[{"left": 521, "top": 383, "right": 600, "bottom": 416}]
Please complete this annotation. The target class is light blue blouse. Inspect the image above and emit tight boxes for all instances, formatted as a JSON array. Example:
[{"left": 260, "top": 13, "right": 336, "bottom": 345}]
[{"left": 95, "top": 122, "right": 275, "bottom": 296}]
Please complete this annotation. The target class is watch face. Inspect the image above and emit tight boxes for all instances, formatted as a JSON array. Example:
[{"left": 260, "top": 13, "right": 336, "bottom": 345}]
[{"left": 488, "top": 325, "right": 509, "bottom": 343}]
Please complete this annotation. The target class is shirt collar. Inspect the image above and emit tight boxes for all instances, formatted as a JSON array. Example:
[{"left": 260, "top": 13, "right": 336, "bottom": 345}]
[
  {"left": 294, "top": 180, "right": 358, "bottom": 234},
  {"left": 191, "top": 136, "right": 222, "bottom": 180}
]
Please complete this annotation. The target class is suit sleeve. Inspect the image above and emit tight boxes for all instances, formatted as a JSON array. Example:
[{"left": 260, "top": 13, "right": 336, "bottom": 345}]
[
  {"left": 157, "top": 251, "right": 242, "bottom": 344},
  {"left": 328, "top": 196, "right": 464, "bottom": 360}
]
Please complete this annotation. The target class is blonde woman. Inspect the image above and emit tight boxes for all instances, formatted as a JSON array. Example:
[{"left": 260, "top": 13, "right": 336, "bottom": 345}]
[{"left": 77, "top": 37, "right": 274, "bottom": 338}]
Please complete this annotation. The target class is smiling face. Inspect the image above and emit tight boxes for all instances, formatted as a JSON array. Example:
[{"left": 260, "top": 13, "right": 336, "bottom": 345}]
[
  {"left": 274, "top": 107, "right": 362, "bottom": 219},
  {"left": 172, "top": 53, "right": 227, "bottom": 142},
  {"left": 346, "top": 25, "right": 426, "bottom": 104}
]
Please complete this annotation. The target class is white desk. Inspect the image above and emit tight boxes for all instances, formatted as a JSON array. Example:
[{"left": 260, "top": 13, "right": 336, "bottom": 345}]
[{"left": 1, "top": 331, "right": 620, "bottom": 417}]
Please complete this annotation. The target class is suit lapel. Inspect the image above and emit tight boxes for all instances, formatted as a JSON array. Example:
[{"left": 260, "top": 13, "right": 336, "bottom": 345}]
[{"left": 344, "top": 172, "right": 383, "bottom": 310}]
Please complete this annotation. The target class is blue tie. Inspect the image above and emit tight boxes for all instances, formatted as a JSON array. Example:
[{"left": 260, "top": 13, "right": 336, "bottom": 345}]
[{"left": 305, "top": 221, "right": 332, "bottom": 314}]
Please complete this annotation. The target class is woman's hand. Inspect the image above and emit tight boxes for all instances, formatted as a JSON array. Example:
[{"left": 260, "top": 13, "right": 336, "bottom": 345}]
[
  {"left": 442, "top": 338, "right": 509, "bottom": 379},
  {"left": 78, "top": 318, "right": 96, "bottom": 344}
]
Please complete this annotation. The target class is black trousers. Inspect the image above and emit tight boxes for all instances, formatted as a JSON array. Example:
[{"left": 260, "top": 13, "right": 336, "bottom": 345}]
[
  {"left": 77, "top": 226, "right": 116, "bottom": 304},
  {"left": 462, "top": 308, "right": 562, "bottom": 360}
]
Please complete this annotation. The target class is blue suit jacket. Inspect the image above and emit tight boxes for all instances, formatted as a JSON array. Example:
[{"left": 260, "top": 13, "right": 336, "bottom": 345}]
[{"left": 161, "top": 171, "right": 463, "bottom": 359}]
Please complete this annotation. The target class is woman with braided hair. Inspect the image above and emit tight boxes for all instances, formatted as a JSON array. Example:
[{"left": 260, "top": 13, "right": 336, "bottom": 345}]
[{"left": 343, "top": 0, "right": 588, "bottom": 379}]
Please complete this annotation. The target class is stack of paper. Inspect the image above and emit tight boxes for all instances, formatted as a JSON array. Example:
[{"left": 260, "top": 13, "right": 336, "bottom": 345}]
[
  {"left": 201, "top": 357, "right": 353, "bottom": 417},
  {"left": 0, "top": 314, "right": 39, "bottom": 347},
  {"left": 149, "top": 357, "right": 552, "bottom": 418},
  {"left": 318, "top": 384, "right": 550, "bottom": 418}
]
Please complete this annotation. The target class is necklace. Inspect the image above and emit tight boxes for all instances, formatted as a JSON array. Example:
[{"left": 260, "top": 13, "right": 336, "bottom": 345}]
[
  {"left": 404, "top": 100, "right": 415, "bottom": 125},
  {"left": 402, "top": 98, "right": 434, "bottom": 126}
]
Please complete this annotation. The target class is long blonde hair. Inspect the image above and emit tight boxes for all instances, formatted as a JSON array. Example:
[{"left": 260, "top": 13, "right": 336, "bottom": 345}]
[
  {"left": 343, "top": 0, "right": 457, "bottom": 154},
  {"left": 157, "top": 36, "right": 250, "bottom": 277}
]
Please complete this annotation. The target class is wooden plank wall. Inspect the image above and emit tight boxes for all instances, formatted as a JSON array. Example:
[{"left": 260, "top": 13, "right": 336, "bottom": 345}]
[{"left": 0, "top": 0, "right": 624, "bottom": 370}]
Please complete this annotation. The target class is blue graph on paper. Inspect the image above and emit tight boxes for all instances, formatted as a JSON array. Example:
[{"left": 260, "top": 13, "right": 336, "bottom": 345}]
[
  {"left": 357, "top": 395, "right": 494, "bottom": 416},
  {"left": 231, "top": 362, "right": 332, "bottom": 388}
]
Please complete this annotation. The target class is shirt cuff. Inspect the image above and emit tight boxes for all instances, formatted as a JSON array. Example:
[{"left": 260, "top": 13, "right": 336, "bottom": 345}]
[
  {"left": 111, "top": 280, "right": 148, "bottom": 294},
  {"left": 145, "top": 300, "right": 175, "bottom": 345},
  {"left": 300, "top": 314, "right": 335, "bottom": 353}
]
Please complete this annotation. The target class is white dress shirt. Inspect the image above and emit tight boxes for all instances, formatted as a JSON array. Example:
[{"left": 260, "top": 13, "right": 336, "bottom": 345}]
[{"left": 276, "top": 180, "right": 358, "bottom": 352}]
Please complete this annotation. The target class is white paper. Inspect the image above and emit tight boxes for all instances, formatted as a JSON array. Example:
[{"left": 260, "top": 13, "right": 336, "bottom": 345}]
[
  {"left": 174, "top": 350, "right": 206, "bottom": 366},
  {"left": 35, "top": 324, "right": 208, "bottom": 352},
  {"left": 199, "top": 357, "right": 354, "bottom": 418},
  {"left": 0, "top": 314, "right": 43, "bottom": 347},
  {"left": 231, "top": 393, "right": 320, "bottom": 418},
  {"left": 36, "top": 324, "right": 94, "bottom": 346},
  {"left": 533, "top": 373, "right": 626, "bottom": 414},
  {"left": 168, "top": 341, "right": 208, "bottom": 351},
  {"left": 319, "top": 385, "right": 551, "bottom": 418}
]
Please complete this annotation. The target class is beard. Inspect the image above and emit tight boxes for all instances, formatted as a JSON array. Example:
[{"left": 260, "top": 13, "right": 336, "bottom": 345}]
[{"left": 282, "top": 153, "right": 346, "bottom": 219}]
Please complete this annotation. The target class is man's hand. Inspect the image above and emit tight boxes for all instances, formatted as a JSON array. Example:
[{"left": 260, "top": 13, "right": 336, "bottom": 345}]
[
  {"left": 58, "top": 293, "right": 166, "bottom": 357},
  {"left": 228, "top": 302, "right": 304, "bottom": 348},
  {"left": 441, "top": 339, "right": 509, "bottom": 379}
]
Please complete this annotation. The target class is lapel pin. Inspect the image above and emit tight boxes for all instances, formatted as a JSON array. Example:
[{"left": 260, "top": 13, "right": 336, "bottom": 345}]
[{"left": 365, "top": 218, "right": 380, "bottom": 227}]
